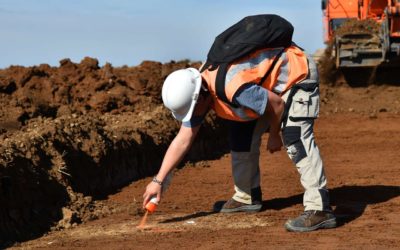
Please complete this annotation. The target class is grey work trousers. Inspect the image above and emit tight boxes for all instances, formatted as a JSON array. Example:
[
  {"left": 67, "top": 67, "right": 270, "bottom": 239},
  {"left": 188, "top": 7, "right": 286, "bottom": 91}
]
[{"left": 230, "top": 57, "right": 330, "bottom": 211}]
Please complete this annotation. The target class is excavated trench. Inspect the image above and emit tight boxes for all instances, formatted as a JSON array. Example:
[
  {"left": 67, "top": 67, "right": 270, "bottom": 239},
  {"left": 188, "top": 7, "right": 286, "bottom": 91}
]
[{"left": 0, "top": 59, "right": 229, "bottom": 245}]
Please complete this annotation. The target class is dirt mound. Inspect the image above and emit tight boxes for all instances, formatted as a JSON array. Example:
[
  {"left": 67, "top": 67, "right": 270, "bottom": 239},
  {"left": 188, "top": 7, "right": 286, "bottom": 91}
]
[
  {"left": 0, "top": 59, "right": 230, "bottom": 245},
  {"left": 335, "top": 18, "right": 380, "bottom": 36},
  {"left": 0, "top": 58, "right": 200, "bottom": 132},
  {"left": 318, "top": 19, "right": 382, "bottom": 86}
]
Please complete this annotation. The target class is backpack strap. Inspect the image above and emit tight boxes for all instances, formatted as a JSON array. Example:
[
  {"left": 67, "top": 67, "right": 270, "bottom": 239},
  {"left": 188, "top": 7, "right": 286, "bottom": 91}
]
[
  {"left": 215, "top": 48, "right": 285, "bottom": 106},
  {"left": 215, "top": 63, "right": 230, "bottom": 105},
  {"left": 200, "top": 61, "right": 210, "bottom": 73},
  {"left": 200, "top": 60, "right": 219, "bottom": 73},
  {"left": 258, "top": 48, "right": 285, "bottom": 86}
]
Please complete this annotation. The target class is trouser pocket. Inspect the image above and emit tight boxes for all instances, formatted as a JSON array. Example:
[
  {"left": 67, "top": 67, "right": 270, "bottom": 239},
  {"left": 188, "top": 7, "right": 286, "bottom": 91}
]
[{"left": 288, "top": 87, "right": 320, "bottom": 121}]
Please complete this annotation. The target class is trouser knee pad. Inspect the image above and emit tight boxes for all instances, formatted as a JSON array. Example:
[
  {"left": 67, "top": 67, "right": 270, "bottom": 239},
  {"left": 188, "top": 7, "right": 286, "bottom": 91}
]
[{"left": 282, "top": 126, "right": 307, "bottom": 164}]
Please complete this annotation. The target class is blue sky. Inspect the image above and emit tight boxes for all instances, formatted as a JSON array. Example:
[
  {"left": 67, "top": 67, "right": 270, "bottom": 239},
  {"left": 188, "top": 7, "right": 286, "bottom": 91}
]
[{"left": 0, "top": 0, "right": 325, "bottom": 68}]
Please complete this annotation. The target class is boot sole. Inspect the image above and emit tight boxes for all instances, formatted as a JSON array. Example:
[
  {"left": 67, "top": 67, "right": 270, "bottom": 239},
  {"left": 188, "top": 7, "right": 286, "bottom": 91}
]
[
  {"left": 284, "top": 218, "right": 337, "bottom": 232},
  {"left": 219, "top": 204, "right": 262, "bottom": 213}
]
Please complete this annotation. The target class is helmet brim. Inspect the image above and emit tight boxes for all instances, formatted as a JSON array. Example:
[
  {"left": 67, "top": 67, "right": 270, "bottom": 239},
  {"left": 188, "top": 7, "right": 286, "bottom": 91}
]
[{"left": 171, "top": 68, "right": 202, "bottom": 122}]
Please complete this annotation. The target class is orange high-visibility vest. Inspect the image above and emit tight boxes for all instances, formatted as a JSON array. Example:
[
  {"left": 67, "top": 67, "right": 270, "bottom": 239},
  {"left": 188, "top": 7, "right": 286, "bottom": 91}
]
[{"left": 201, "top": 45, "right": 308, "bottom": 121}]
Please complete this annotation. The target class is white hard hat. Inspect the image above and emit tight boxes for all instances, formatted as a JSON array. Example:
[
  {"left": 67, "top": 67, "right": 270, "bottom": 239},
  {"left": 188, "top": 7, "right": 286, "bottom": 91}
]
[{"left": 162, "top": 68, "right": 202, "bottom": 122}]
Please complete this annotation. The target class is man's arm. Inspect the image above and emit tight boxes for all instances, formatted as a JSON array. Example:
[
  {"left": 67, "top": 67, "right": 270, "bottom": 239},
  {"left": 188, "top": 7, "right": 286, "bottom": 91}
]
[
  {"left": 233, "top": 84, "right": 285, "bottom": 153},
  {"left": 264, "top": 89, "right": 285, "bottom": 153},
  {"left": 142, "top": 124, "right": 201, "bottom": 207},
  {"left": 265, "top": 90, "right": 284, "bottom": 135}
]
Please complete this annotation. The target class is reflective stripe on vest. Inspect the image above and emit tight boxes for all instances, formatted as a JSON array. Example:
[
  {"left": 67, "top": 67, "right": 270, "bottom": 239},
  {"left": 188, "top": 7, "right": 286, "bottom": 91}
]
[{"left": 201, "top": 45, "right": 308, "bottom": 121}]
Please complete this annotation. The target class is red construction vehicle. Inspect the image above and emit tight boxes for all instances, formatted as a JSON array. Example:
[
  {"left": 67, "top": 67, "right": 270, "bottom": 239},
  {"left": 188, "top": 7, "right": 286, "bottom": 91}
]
[{"left": 322, "top": 0, "right": 400, "bottom": 69}]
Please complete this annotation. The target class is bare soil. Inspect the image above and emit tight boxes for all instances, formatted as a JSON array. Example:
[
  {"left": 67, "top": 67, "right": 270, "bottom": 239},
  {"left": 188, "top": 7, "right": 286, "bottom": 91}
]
[{"left": 0, "top": 57, "right": 399, "bottom": 249}]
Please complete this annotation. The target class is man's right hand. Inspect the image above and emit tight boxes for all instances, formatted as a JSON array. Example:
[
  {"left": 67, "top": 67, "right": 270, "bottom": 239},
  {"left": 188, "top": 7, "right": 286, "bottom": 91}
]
[
  {"left": 142, "top": 181, "right": 162, "bottom": 208},
  {"left": 141, "top": 125, "right": 201, "bottom": 208}
]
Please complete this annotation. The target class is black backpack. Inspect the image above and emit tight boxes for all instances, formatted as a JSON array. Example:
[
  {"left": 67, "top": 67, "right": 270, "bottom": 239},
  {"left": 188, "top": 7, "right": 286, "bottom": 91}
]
[{"left": 200, "top": 14, "right": 294, "bottom": 105}]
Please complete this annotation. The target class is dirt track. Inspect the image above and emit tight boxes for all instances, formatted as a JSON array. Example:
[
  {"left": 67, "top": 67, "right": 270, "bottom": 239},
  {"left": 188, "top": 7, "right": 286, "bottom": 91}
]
[{"left": 0, "top": 58, "right": 399, "bottom": 249}]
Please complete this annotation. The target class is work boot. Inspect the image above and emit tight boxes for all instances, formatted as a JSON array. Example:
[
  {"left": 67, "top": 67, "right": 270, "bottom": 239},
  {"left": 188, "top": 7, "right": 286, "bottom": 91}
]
[
  {"left": 218, "top": 198, "right": 262, "bottom": 213},
  {"left": 214, "top": 187, "right": 262, "bottom": 213},
  {"left": 284, "top": 210, "right": 337, "bottom": 232}
]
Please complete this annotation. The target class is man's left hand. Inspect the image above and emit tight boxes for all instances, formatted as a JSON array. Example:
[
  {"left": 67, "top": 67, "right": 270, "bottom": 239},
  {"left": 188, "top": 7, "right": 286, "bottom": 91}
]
[{"left": 267, "top": 133, "right": 283, "bottom": 153}]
